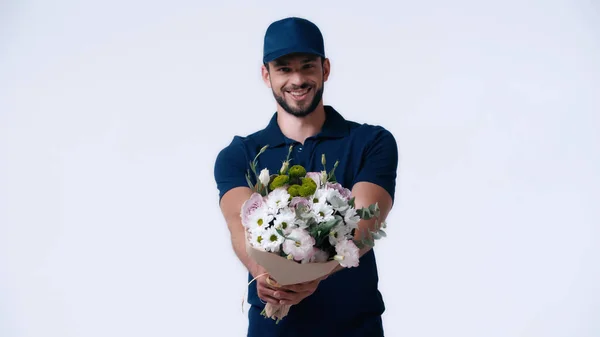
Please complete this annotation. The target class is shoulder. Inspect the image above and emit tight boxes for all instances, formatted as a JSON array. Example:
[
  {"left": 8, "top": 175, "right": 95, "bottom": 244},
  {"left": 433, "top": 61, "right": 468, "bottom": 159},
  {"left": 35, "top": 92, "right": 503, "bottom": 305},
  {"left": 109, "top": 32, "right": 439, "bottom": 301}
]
[
  {"left": 215, "top": 129, "right": 267, "bottom": 164},
  {"left": 346, "top": 118, "right": 398, "bottom": 150}
]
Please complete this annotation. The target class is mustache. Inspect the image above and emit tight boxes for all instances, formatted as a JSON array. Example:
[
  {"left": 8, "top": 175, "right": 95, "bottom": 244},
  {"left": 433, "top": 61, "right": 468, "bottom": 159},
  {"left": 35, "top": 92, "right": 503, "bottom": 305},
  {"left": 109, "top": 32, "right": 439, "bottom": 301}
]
[{"left": 284, "top": 83, "right": 313, "bottom": 91}]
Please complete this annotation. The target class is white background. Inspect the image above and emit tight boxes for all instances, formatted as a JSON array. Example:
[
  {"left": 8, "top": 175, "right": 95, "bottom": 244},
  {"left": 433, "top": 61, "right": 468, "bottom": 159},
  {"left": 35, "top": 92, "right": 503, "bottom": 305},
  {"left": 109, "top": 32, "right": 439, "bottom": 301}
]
[{"left": 1, "top": 1, "right": 599, "bottom": 336}]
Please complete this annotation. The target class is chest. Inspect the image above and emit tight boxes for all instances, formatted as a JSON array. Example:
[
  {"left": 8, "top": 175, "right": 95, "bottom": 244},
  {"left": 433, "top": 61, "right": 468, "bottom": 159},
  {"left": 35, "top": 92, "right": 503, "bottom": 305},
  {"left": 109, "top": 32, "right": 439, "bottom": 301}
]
[{"left": 255, "top": 137, "right": 364, "bottom": 190}]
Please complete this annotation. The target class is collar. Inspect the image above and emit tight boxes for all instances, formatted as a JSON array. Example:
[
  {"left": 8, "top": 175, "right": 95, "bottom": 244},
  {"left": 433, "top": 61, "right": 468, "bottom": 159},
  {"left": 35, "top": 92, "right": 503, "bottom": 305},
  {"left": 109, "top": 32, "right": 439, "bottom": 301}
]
[{"left": 256, "top": 106, "right": 349, "bottom": 148}]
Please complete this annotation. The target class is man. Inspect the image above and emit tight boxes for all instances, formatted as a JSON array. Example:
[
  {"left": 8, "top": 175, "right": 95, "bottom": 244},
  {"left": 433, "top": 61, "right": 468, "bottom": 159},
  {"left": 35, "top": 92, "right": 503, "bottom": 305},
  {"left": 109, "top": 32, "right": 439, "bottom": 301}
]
[{"left": 214, "top": 17, "right": 398, "bottom": 337}]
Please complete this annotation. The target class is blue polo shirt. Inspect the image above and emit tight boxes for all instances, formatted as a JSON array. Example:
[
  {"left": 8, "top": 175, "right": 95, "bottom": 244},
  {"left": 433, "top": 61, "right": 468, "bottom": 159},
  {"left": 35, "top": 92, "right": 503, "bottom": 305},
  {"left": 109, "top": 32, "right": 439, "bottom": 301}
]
[{"left": 214, "top": 106, "right": 398, "bottom": 337}]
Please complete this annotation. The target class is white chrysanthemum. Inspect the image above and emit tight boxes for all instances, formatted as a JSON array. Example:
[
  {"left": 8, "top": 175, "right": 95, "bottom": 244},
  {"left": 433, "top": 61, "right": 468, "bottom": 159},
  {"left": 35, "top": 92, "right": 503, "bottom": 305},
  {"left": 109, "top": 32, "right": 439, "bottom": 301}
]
[
  {"left": 282, "top": 228, "right": 315, "bottom": 261},
  {"left": 274, "top": 207, "right": 297, "bottom": 235},
  {"left": 311, "top": 188, "right": 331, "bottom": 205},
  {"left": 266, "top": 188, "right": 290, "bottom": 212},
  {"left": 261, "top": 227, "right": 285, "bottom": 252},
  {"left": 247, "top": 206, "right": 274, "bottom": 232},
  {"left": 334, "top": 240, "right": 360, "bottom": 268},
  {"left": 249, "top": 227, "right": 267, "bottom": 250},
  {"left": 311, "top": 201, "right": 335, "bottom": 223}
]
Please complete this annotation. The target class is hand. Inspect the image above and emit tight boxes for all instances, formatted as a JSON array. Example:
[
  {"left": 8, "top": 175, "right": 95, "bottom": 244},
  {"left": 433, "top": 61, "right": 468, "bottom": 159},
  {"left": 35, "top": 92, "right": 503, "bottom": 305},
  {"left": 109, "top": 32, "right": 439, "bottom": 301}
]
[{"left": 255, "top": 272, "right": 324, "bottom": 306}]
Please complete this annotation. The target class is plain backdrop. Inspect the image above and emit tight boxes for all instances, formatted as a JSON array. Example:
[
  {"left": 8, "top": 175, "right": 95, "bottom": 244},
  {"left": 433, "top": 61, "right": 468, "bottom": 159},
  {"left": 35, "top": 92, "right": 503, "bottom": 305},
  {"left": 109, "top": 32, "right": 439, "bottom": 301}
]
[{"left": 1, "top": 1, "right": 599, "bottom": 336}]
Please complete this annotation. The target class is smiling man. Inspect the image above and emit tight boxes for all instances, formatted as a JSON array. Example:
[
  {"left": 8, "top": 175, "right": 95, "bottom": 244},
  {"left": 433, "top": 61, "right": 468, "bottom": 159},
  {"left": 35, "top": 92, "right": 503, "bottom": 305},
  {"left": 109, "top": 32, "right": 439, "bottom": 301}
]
[{"left": 214, "top": 17, "right": 398, "bottom": 337}]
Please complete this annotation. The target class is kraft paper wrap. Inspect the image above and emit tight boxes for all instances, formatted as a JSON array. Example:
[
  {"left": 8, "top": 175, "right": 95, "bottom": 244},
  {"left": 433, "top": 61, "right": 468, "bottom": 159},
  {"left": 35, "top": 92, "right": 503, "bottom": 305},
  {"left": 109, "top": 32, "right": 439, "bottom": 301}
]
[{"left": 245, "top": 240, "right": 339, "bottom": 322}]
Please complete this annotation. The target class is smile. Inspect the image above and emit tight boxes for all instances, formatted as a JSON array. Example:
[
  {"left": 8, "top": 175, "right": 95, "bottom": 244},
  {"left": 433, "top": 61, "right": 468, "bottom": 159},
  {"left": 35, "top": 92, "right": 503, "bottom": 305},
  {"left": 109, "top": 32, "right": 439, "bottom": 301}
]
[{"left": 286, "top": 87, "right": 311, "bottom": 101}]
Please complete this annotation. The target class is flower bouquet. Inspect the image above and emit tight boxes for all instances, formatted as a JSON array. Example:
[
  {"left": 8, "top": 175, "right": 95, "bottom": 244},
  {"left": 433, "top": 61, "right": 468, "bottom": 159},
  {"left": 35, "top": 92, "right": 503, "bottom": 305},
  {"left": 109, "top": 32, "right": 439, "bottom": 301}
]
[{"left": 241, "top": 145, "right": 387, "bottom": 322}]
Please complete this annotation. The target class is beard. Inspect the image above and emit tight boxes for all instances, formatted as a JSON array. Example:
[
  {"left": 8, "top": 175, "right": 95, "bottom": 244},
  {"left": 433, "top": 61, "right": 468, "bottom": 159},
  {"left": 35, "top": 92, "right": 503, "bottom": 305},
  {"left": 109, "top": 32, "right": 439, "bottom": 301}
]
[{"left": 272, "top": 82, "right": 324, "bottom": 118}]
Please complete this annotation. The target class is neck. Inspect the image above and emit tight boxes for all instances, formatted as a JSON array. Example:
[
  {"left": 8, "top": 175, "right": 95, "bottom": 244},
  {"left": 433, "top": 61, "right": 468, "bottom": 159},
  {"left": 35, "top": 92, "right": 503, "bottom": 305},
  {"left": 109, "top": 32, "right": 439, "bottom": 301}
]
[{"left": 277, "top": 104, "right": 326, "bottom": 145}]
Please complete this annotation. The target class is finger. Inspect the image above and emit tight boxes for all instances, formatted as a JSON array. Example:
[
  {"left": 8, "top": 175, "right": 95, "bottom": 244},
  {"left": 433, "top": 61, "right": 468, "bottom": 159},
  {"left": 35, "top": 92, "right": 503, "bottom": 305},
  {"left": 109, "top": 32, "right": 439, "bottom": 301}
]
[
  {"left": 279, "top": 290, "right": 313, "bottom": 305},
  {"left": 259, "top": 279, "right": 282, "bottom": 292},
  {"left": 283, "top": 280, "right": 319, "bottom": 293},
  {"left": 261, "top": 286, "right": 296, "bottom": 302},
  {"left": 257, "top": 287, "right": 282, "bottom": 305},
  {"left": 258, "top": 293, "right": 280, "bottom": 305}
]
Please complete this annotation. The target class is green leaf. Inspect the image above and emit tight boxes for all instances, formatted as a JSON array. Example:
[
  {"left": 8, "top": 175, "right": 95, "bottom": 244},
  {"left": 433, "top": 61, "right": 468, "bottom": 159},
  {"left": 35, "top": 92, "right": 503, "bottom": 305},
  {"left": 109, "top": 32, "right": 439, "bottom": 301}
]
[
  {"left": 372, "top": 231, "right": 382, "bottom": 240},
  {"left": 366, "top": 238, "right": 375, "bottom": 247},
  {"left": 354, "top": 240, "right": 365, "bottom": 249},
  {"left": 357, "top": 207, "right": 373, "bottom": 220},
  {"left": 348, "top": 197, "right": 356, "bottom": 208},
  {"left": 245, "top": 174, "right": 255, "bottom": 190},
  {"left": 320, "top": 216, "right": 342, "bottom": 233},
  {"left": 275, "top": 228, "right": 286, "bottom": 238},
  {"left": 378, "top": 229, "right": 387, "bottom": 237}
]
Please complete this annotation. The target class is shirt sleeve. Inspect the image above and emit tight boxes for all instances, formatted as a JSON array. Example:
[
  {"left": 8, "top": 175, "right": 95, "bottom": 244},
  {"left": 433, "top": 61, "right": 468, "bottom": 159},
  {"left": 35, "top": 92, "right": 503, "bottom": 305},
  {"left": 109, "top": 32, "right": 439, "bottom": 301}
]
[
  {"left": 214, "top": 137, "right": 250, "bottom": 202},
  {"left": 352, "top": 127, "right": 399, "bottom": 203}
]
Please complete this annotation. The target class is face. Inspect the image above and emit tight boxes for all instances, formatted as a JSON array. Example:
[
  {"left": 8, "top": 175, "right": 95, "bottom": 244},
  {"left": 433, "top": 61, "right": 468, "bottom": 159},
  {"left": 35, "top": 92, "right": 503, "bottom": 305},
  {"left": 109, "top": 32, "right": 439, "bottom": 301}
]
[{"left": 262, "top": 53, "right": 330, "bottom": 117}]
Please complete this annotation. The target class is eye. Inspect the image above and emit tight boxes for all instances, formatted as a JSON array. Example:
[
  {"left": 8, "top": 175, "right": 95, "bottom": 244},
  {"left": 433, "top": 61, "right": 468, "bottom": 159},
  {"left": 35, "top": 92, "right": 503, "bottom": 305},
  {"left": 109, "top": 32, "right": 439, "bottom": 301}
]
[
  {"left": 303, "top": 64, "right": 314, "bottom": 69},
  {"left": 278, "top": 67, "right": 291, "bottom": 73}
]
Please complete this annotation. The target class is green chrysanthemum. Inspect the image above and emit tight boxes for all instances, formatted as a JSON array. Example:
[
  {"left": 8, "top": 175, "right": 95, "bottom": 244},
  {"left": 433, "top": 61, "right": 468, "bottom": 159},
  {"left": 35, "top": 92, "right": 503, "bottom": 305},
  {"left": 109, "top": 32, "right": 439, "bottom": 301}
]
[
  {"left": 298, "top": 177, "right": 317, "bottom": 197},
  {"left": 269, "top": 175, "right": 289, "bottom": 190},
  {"left": 288, "top": 165, "right": 307, "bottom": 179},
  {"left": 287, "top": 184, "right": 302, "bottom": 197}
]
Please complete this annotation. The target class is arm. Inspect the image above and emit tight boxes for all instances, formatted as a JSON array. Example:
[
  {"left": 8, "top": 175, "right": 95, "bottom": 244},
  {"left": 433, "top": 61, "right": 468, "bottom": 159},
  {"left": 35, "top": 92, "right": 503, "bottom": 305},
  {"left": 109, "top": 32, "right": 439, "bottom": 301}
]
[
  {"left": 328, "top": 127, "right": 398, "bottom": 275},
  {"left": 215, "top": 142, "right": 292, "bottom": 305},
  {"left": 219, "top": 186, "right": 261, "bottom": 278},
  {"left": 220, "top": 187, "right": 318, "bottom": 306},
  {"left": 326, "top": 181, "right": 394, "bottom": 275},
  {"left": 353, "top": 181, "right": 394, "bottom": 257}
]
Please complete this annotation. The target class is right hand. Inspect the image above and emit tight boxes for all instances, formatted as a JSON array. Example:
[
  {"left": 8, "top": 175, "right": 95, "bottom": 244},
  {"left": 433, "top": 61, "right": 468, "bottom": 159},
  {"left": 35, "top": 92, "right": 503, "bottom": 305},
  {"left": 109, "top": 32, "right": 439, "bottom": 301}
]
[
  {"left": 253, "top": 265, "right": 284, "bottom": 305},
  {"left": 253, "top": 265, "right": 322, "bottom": 306}
]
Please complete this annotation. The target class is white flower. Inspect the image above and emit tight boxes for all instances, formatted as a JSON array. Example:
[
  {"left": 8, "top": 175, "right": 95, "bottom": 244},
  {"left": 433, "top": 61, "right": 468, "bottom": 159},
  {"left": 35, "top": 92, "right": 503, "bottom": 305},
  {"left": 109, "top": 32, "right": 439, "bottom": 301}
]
[
  {"left": 282, "top": 228, "right": 315, "bottom": 261},
  {"left": 334, "top": 240, "right": 360, "bottom": 268},
  {"left": 274, "top": 207, "right": 297, "bottom": 235},
  {"left": 311, "top": 201, "right": 335, "bottom": 223},
  {"left": 343, "top": 207, "right": 360, "bottom": 231},
  {"left": 328, "top": 222, "right": 352, "bottom": 246},
  {"left": 249, "top": 227, "right": 267, "bottom": 250},
  {"left": 261, "top": 227, "right": 285, "bottom": 253},
  {"left": 326, "top": 191, "right": 348, "bottom": 214},
  {"left": 247, "top": 206, "right": 274, "bottom": 232},
  {"left": 259, "top": 168, "right": 270, "bottom": 187},
  {"left": 311, "top": 188, "right": 331, "bottom": 205},
  {"left": 266, "top": 188, "right": 290, "bottom": 212}
]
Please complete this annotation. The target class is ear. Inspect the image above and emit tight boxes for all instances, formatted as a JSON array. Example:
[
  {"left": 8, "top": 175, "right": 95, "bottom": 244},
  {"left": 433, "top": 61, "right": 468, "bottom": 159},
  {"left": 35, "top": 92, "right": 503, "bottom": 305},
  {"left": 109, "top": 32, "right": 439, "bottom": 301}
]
[
  {"left": 322, "top": 58, "right": 331, "bottom": 82},
  {"left": 261, "top": 64, "right": 272, "bottom": 88}
]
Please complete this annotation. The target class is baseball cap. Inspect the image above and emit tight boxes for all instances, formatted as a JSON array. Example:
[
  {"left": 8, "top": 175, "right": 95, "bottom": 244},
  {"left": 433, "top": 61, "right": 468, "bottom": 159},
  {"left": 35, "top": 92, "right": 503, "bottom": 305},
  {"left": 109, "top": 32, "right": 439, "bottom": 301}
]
[{"left": 263, "top": 17, "right": 325, "bottom": 64}]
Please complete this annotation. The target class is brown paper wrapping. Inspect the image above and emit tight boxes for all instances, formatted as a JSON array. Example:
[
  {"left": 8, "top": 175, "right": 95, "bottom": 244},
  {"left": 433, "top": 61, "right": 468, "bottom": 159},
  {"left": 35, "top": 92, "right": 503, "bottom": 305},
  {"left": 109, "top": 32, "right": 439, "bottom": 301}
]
[{"left": 245, "top": 240, "right": 339, "bottom": 321}]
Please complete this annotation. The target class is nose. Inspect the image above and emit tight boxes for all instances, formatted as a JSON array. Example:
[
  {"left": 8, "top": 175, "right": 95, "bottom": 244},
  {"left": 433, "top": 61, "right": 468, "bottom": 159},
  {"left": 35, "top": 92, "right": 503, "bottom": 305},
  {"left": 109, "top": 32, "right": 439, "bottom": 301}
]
[{"left": 288, "top": 71, "right": 305, "bottom": 87}]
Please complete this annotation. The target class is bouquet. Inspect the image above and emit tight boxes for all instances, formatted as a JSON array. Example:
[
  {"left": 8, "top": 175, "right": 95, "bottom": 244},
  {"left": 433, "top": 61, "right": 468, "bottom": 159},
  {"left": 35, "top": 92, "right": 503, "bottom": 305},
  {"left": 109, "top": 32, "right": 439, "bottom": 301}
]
[{"left": 241, "top": 145, "right": 387, "bottom": 322}]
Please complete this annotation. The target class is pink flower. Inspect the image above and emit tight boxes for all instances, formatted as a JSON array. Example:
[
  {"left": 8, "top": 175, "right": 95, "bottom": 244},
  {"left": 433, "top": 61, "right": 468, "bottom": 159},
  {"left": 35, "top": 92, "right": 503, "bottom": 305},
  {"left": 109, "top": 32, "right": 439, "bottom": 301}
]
[
  {"left": 308, "top": 248, "right": 330, "bottom": 263},
  {"left": 241, "top": 193, "right": 264, "bottom": 228},
  {"left": 282, "top": 228, "right": 315, "bottom": 261},
  {"left": 290, "top": 197, "right": 310, "bottom": 209},
  {"left": 334, "top": 240, "right": 360, "bottom": 268},
  {"left": 326, "top": 182, "right": 352, "bottom": 200}
]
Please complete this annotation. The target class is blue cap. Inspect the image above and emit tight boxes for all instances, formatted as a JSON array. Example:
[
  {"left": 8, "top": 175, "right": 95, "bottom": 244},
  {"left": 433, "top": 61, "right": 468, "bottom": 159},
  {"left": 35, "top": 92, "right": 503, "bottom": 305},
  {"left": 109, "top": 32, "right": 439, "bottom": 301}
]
[{"left": 263, "top": 17, "right": 325, "bottom": 64}]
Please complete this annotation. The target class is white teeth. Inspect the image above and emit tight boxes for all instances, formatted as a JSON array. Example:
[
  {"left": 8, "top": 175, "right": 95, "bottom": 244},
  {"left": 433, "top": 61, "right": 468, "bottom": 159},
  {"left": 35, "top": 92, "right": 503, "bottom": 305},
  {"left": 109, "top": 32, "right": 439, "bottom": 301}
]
[{"left": 289, "top": 89, "right": 309, "bottom": 96}]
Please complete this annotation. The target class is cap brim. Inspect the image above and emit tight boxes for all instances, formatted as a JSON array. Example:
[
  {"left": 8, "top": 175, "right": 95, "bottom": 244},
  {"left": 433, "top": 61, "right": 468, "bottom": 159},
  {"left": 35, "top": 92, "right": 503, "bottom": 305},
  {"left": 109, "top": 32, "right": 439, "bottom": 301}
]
[{"left": 263, "top": 46, "right": 325, "bottom": 64}]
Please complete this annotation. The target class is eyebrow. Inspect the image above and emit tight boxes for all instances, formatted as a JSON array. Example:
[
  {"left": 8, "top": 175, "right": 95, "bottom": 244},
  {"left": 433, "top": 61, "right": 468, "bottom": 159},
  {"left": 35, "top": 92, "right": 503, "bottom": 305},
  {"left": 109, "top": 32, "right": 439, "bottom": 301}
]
[{"left": 273, "top": 56, "right": 319, "bottom": 67}]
